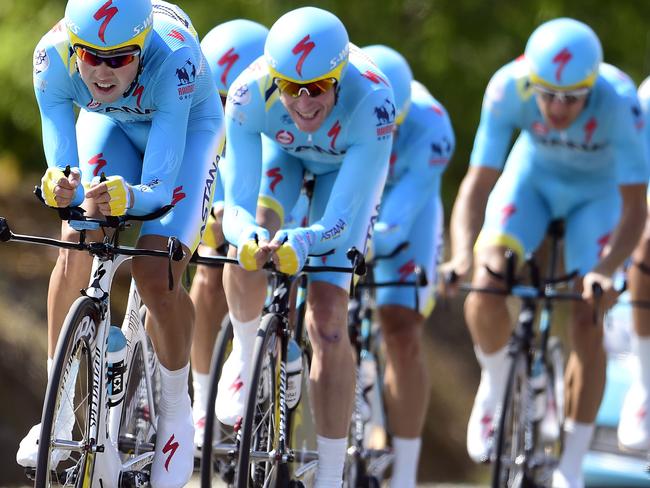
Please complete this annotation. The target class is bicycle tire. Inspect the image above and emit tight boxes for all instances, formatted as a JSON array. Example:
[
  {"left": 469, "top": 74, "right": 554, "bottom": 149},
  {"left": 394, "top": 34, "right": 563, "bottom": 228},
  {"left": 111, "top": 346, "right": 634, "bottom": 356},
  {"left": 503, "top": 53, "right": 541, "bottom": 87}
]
[
  {"left": 532, "top": 337, "right": 564, "bottom": 485},
  {"left": 35, "top": 296, "right": 101, "bottom": 488},
  {"left": 491, "top": 349, "right": 530, "bottom": 488},
  {"left": 236, "top": 313, "right": 280, "bottom": 488},
  {"left": 200, "top": 317, "right": 235, "bottom": 487}
]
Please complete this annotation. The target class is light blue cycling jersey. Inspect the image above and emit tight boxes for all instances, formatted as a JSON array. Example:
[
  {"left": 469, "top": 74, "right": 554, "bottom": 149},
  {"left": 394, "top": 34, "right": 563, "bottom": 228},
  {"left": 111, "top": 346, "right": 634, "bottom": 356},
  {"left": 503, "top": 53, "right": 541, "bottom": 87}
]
[
  {"left": 471, "top": 58, "right": 646, "bottom": 184},
  {"left": 472, "top": 58, "right": 648, "bottom": 275},
  {"left": 373, "top": 80, "right": 454, "bottom": 314},
  {"left": 221, "top": 45, "right": 394, "bottom": 281},
  {"left": 33, "top": 0, "right": 222, "bottom": 217}
]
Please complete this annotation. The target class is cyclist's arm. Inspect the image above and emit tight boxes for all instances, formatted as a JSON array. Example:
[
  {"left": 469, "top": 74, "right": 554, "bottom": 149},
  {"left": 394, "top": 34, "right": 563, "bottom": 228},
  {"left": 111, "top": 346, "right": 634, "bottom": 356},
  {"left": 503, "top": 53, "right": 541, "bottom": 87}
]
[
  {"left": 220, "top": 76, "right": 265, "bottom": 246},
  {"left": 133, "top": 48, "right": 209, "bottom": 215},
  {"left": 33, "top": 43, "right": 79, "bottom": 170},
  {"left": 594, "top": 92, "right": 649, "bottom": 276},
  {"left": 307, "top": 91, "right": 393, "bottom": 255},
  {"left": 447, "top": 166, "right": 501, "bottom": 270},
  {"left": 377, "top": 109, "right": 455, "bottom": 247},
  {"left": 445, "top": 65, "right": 521, "bottom": 273}
]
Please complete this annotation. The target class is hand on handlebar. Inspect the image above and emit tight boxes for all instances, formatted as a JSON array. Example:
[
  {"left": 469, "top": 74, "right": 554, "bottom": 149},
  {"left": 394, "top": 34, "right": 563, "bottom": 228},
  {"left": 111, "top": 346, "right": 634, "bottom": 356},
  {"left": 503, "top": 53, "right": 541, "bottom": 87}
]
[
  {"left": 236, "top": 225, "right": 271, "bottom": 271},
  {"left": 266, "top": 228, "right": 315, "bottom": 275},
  {"left": 86, "top": 175, "right": 133, "bottom": 216},
  {"left": 582, "top": 271, "right": 617, "bottom": 311},
  {"left": 40, "top": 166, "right": 83, "bottom": 208},
  {"left": 438, "top": 252, "right": 473, "bottom": 298}
]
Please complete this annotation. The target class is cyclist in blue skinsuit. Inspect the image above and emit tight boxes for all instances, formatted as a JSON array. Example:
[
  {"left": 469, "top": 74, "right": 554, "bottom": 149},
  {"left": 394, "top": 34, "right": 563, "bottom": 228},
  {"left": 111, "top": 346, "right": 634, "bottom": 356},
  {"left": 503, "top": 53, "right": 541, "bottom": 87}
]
[
  {"left": 441, "top": 18, "right": 647, "bottom": 488},
  {"left": 215, "top": 7, "right": 394, "bottom": 486},
  {"left": 362, "top": 44, "right": 454, "bottom": 488},
  {"left": 16, "top": 1, "right": 224, "bottom": 486},
  {"left": 187, "top": 18, "right": 268, "bottom": 452},
  {"left": 618, "top": 74, "right": 650, "bottom": 452}
]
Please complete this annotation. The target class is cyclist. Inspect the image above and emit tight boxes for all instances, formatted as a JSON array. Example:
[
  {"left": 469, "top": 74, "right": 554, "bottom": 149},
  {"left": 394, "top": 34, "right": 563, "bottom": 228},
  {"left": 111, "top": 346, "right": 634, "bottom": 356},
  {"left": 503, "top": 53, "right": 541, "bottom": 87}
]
[
  {"left": 188, "top": 18, "right": 268, "bottom": 453},
  {"left": 440, "top": 18, "right": 647, "bottom": 487},
  {"left": 618, "top": 75, "right": 650, "bottom": 451},
  {"left": 216, "top": 7, "right": 394, "bottom": 486},
  {"left": 361, "top": 44, "right": 454, "bottom": 488},
  {"left": 16, "top": 0, "right": 224, "bottom": 486}
]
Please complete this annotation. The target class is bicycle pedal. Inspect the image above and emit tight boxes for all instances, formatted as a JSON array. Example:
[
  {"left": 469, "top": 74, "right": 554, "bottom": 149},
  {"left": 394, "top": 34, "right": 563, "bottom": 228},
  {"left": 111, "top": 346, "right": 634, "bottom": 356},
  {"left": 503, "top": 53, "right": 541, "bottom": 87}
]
[
  {"left": 24, "top": 467, "right": 36, "bottom": 481},
  {"left": 120, "top": 470, "right": 150, "bottom": 488}
]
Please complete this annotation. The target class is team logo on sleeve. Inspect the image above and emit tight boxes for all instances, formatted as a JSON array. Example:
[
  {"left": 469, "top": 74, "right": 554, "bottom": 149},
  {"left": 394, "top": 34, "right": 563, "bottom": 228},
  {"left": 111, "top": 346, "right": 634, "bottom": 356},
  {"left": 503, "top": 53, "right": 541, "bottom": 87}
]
[
  {"left": 374, "top": 98, "right": 396, "bottom": 139},
  {"left": 430, "top": 137, "right": 453, "bottom": 165},
  {"left": 176, "top": 60, "right": 196, "bottom": 99},
  {"left": 228, "top": 83, "right": 251, "bottom": 106},
  {"left": 33, "top": 48, "right": 49, "bottom": 75}
]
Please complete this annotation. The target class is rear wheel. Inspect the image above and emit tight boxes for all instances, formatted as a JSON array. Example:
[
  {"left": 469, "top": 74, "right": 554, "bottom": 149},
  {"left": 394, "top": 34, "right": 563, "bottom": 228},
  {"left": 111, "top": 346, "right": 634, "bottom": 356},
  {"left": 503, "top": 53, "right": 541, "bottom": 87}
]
[
  {"left": 35, "top": 296, "right": 100, "bottom": 487},
  {"left": 491, "top": 350, "right": 530, "bottom": 488},
  {"left": 200, "top": 317, "right": 236, "bottom": 486}
]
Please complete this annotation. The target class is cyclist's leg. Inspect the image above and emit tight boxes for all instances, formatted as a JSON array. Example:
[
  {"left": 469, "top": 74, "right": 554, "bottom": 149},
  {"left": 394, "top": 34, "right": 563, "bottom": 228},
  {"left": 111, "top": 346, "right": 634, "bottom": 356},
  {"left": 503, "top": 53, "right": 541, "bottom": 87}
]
[
  {"left": 17, "top": 110, "right": 141, "bottom": 468},
  {"left": 135, "top": 118, "right": 222, "bottom": 486},
  {"left": 373, "top": 194, "right": 440, "bottom": 487},
  {"left": 306, "top": 170, "right": 375, "bottom": 486},
  {"left": 554, "top": 190, "right": 619, "bottom": 485},
  {"left": 618, "top": 199, "right": 650, "bottom": 450},
  {"left": 465, "top": 160, "right": 550, "bottom": 462},
  {"left": 218, "top": 140, "right": 303, "bottom": 424},
  {"left": 189, "top": 179, "right": 228, "bottom": 442}
]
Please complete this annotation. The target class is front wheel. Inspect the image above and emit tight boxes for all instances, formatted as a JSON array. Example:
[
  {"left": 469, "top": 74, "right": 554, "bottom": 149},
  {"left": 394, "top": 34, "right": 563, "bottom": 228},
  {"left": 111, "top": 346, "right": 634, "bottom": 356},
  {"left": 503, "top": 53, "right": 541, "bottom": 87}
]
[
  {"left": 35, "top": 296, "right": 100, "bottom": 487},
  {"left": 200, "top": 317, "right": 235, "bottom": 487},
  {"left": 491, "top": 349, "right": 530, "bottom": 488},
  {"left": 236, "top": 314, "right": 281, "bottom": 488}
]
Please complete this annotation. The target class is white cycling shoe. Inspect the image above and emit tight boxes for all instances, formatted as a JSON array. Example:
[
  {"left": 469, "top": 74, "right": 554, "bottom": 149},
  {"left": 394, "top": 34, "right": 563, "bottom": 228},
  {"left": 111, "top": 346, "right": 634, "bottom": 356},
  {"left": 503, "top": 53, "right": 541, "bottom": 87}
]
[
  {"left": 618, "top": 380, "right": 650, "bottom": 451},
  {"left": 16, "top": 421, "right": 72, "bottom": 469},
  {"left": 551, "top": 468, "right": 584, "bottom": 488},
  {"left": 215, "top": 344, "right": 253, "bottom": 427},
  {"left": 466, "top": 373, "right": 500, "bottom": 463},
  {"left": 151, "top": 397, "right": 194, "bottom": 488}
]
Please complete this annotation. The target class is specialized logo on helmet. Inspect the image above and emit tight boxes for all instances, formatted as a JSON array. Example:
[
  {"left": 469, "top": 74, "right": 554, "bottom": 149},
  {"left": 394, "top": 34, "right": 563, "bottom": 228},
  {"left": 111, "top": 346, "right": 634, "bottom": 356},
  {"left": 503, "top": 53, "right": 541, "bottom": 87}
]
[
  {"left": 552, "top": 47, "right": 572, "bottom": 83},
  {"left": 93, "top": 0, "right": 119, "bottom": 45},
  {"left": 218, "top": 48, "right": 240, "bottom": 87},
  {"left": 292, "top": 35, "right": 315, "bottom": 77}
]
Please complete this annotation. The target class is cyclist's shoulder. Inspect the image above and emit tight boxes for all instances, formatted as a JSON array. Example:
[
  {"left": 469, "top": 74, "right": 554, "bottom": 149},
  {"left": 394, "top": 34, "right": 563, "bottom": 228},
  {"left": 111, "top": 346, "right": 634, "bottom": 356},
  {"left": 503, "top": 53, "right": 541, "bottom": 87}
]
[
  {"left": 34, "top": 20, "right": 74, "bottom": 78},
  {"left": 225, "top": 56, "right": 269, "bottom": 110},
  {"left": 407, "top": 81, "right": 452, "bottom": 127},
  {"left": 594, "top": 63, "right": 638, "bottom": 101},
  {"left": 482, "top": 57, "right": 532, "bottom": 114},
  {"left": 339, "top": 44, "right": 394, "bottom": 106},
  {"left": 148, "top": 1, "right": 201, "bottom": 59},
  {"left": 638, "top": 75, "right": 650, "bottom": 108}
]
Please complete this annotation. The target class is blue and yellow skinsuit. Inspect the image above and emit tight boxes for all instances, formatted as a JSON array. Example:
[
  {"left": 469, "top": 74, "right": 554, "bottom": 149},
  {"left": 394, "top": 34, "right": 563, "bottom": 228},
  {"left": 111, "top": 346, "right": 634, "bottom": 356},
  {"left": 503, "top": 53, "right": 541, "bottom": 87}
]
[
  {"left": 221, "top": 46, "right": 394, "bottom": 288},
  {"left": 373, "top": 80, "right": 455, "bottom": 315},
  {"left": 33, "top": 0, "right": 224, "bottom": 251},
  {"left": 472, "top": 57, "right": 648, "bottom": 275}
]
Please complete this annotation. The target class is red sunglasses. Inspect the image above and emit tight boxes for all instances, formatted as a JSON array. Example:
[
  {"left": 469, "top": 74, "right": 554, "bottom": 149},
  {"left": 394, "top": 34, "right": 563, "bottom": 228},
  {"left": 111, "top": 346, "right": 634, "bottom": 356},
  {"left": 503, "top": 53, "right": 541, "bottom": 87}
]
[{"left": 75, "top": 46, "right": 140, "bottom": 69}]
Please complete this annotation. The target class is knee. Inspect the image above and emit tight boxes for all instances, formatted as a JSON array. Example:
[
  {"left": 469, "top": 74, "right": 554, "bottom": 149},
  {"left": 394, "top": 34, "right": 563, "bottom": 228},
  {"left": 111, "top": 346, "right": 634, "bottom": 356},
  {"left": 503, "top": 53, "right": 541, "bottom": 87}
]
[
  {"left": 570, "top": 306, "right": 604, "bottom": 356},
  {"left": 132, "top": 259, "right": 176, "bottom": 304},
  {"left": 307, "top": 306, "right": 348, "bottom": 350},
  {"left": 379, "top": 307, "right": 423, "bottom": 359},
  {"left": 193, "top": 264, "right": 222, "bottom": 291}
]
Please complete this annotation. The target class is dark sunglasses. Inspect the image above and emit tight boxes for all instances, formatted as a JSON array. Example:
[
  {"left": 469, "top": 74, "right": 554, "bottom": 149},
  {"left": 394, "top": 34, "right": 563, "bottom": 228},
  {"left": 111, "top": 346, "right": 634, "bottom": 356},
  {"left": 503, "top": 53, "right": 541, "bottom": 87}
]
[
  {"left": 274, "top": 77, "right": 337, "bottom": 98},
  {"left": 533, "top": 84, "right": 590, "bottom": 105},
  {"left": 75, "top": 45, "right": 140, "bottom": 69}
]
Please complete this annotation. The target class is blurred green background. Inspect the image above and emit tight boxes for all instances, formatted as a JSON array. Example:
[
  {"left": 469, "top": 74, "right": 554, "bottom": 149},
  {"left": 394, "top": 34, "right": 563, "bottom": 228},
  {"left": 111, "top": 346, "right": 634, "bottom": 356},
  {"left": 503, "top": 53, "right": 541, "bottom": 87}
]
[{"left": 1, "top": 0, "right": 650, "bottom": 485}]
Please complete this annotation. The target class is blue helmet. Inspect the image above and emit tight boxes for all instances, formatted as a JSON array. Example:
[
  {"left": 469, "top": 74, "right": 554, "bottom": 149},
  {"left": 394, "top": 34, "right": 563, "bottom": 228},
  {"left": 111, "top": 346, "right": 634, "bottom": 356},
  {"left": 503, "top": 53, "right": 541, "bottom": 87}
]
[
  {"left": 362, "top": 45, "right": 413, "bottom": 123},
  {"left": 201, "top": 19, "right": 269, "bottom": 96},
  {"left": 265, "top": 7, "right": 349, "bottom": 84},
  {"left": 65, "top": 0, "right": 153, "bottom": 52},
  {"left": 525, "top": 18, "right": 602, "bottom": 89}
]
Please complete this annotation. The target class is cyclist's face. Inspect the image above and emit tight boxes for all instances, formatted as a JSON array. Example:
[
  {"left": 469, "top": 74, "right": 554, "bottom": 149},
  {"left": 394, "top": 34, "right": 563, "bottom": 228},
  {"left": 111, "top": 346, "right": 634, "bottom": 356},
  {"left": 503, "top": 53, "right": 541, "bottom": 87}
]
[
  {"left": 535, "top": 91, "right": 588, "bottom": 130},
  {"left": 279, "top": 88, "right": 336, "bottom": 133},
  {"left": 77, "top": 55, "right": 139, "bottom": 104}
]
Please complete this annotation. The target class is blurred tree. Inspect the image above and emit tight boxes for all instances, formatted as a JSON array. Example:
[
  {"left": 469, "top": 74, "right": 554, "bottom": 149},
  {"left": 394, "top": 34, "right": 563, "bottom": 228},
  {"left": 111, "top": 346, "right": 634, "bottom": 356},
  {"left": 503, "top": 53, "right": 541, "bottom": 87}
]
[{"left": 2, "top": 0, "right": 650, "bottom": 211}]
